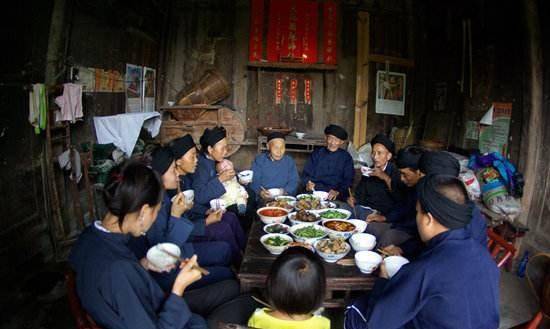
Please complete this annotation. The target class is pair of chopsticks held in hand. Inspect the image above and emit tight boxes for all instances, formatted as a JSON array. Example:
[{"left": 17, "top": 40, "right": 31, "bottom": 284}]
[{"left": 160, "top": 247, "right": 210, "bottom": 276}]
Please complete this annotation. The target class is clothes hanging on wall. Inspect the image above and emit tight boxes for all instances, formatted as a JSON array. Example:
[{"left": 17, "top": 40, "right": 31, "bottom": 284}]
[
  {"left": 28, "top": 83, "right": 47, "bottom": 134},
  {"left": 55, "top": 83, "right": 83, "bottom": 123}
]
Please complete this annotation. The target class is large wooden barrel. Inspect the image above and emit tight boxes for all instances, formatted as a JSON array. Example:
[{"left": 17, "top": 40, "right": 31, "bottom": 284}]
[{"left": 160, "top": 106, "right": 245, "bottom": 157}]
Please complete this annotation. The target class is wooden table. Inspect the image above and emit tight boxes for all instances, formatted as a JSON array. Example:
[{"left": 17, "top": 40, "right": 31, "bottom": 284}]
[{"left": 238, "top": 220, "right": 376, "bottom": 308}]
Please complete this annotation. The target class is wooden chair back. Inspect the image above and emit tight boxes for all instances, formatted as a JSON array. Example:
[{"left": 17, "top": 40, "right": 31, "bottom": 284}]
[{"left": 487, "top": 228, "right": 516, "bottom": 268}]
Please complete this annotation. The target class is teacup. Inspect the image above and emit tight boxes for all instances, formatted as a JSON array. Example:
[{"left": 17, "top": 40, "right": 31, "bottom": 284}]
[
  {"left": 210, "top": 198, "right": 226, "bottom": 211},
  {"left": 183, "top": 189, "right": 194, "bottom": 205}
]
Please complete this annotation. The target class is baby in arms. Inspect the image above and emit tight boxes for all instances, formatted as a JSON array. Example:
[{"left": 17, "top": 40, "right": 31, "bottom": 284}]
[{"left": 216, "top": 159, "right": 248, "bottom": 214}]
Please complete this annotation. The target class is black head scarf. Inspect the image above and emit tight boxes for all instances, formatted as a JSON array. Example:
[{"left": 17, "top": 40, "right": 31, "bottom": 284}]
[
  {"left": 151, "top": 147, "right": 174, "bottom": 175},
  {"left": 417, "top": 174, "right": 473, "bottom": 230},
  {"left": 418, "top": 151, "right": 460, "bottom": 177},
  {"left": 267, "top": 132, "right": 286, "bottom": 142},
  {"left": 200, "top": 126, "right": 227, "bottom": 151},
  {"left": 169, "top": 134, "right": 196, "bottom": 159},
  {"left": 396, "top": 146, "right": 424, "bottom": 170},
  {"left": 371, "top": 133, "right": 395, "bottom": 155},
  {"left": 324, "top": 124, "right": 348, "bottom": 140}
]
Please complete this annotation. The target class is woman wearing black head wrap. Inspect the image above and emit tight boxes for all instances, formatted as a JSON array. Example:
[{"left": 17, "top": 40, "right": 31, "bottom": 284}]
[
  {"left": 183, "top": 126, "right": 247, "bottom": 266},
  {"left": 418, "top": 151, "right": 460, "bottom": 177}
]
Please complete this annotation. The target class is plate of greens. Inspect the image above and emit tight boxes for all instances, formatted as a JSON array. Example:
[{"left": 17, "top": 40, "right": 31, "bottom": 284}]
[
  {"left": 317, "top": 209, "right": 351, "bottom": 220},
  {"left": 289, "top": 223, "right": 327, "bottom": 244}
]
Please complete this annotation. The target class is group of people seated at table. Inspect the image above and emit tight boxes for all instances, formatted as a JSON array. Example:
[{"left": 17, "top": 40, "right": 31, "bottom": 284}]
[{"left": 69, "top": 122, "right": 500, "bottom": 329}]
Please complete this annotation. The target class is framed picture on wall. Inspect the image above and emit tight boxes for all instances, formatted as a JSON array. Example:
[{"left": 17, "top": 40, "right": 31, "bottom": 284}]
[{"left": 375, "top": 71, "right": 406, "bottom": 116}]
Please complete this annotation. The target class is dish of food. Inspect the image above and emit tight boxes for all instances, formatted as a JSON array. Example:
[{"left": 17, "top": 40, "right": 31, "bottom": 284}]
[
  {"left": 258, "top": 208, "right": 288, "bottom": 217},
  {"left": 297, "top": 194, "right": 317, "bottom": 201},
  {"left": 267, "top": 200, "right": 294, "bottom": 210},
  {"left": 293, "top": 209, "right": 319, "bottom": 222},
  {"left": 319, "top": 209, "right": 350, "bottom": 219},
  {"left": 324, "top": 220, "right": 356, "bottom": 232},
  {"left": 264, "top": 223, "right": 289, "bottom": 234},
  {"left": 264, "top": 236, "right": 291, "bottom": 247},
  {"left": 316, "top": 238, "right": 349, "bottom": 254},
  {"left": 295, "top": 197, "right": 323, "bottom": 210},
  {"left": 287, "top": 241, "right": 314, "bottom": 251},
  {"left": 277, "top": 196, "right": 296, "bottom": 203},
  {"left": 293, "top": 226, "right": 326, "bottom": 238}
]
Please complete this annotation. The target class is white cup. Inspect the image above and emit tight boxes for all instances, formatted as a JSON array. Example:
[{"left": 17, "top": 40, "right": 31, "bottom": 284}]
[
  {"left": 355, "top": 250, "right": 382, "bottom": 274},
  {"left": 361, "top": 166, "right": 373, "bottom": 176},
  {"left": 183, "top": 189, "right": 194, "bottom": 205},
  {"left": 167, "top": 101, "right": 175, "bottom": 106},
  {"left": 384, "top": 256, "right": 409, "bottom": 279},
  {"left": 210, "top": 198, "right": 226, "bottom": 211}
]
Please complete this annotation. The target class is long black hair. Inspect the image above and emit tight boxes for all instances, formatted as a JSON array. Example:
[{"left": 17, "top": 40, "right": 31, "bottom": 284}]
[
  {"left": 103, "top": 161, "right": 163, "bottom": 228},
  {"left": 266, "top": 247, "right": 326, "bottom": 315}
]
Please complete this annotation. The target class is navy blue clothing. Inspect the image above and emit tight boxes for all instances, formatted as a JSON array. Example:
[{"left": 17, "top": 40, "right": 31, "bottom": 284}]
[
  {"left": 189, "top": 153, "right": 226, "bottom": 216},
  {"left": 384, "top": 188, "right": 417, "bottom": 235},
  {"left": 250, "top": 153, "right": 300, "bottom": 197},
  {"left": 69, "top": 225, "right": 207, "bottom": 329},
  {"left": 346, "top": 228, "right": 499, "bottom": 329},
  {"left": 354, "top": 162, "right": 405, "bottom": 214},
  {"left": 302, "top": 147, "right": 354, "bottom": 199}
]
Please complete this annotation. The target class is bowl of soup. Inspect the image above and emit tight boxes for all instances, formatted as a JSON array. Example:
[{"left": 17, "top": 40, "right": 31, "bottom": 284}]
[
  {"left": 260, "top": 233, "right": 293, "bottom": 255},
  {"left": 257, "top": 207, "right": 289, "bottom": 225},
  {"left": 322, "top": 219, "right": 357, "bottom": 240}
]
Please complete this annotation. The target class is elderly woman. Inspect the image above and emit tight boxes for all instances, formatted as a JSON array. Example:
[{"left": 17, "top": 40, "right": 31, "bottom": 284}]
[
  {"left": 182, "top": 126, "right": 246, "bottom": 265},
  {"left": 250, "top": 132, "right": 299, "bottom": 202},
  {"left": 69, "top": 162, "right": 207, "bottom": 329}
]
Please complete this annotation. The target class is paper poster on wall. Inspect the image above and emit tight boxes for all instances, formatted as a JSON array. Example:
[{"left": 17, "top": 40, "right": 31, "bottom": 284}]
[
  {"left": 478, "top": 102, "right": 512, "bottom": 155},
  {"left": 125, "top": 64, "right": 143, "bottom": 113},
  {"left": 142, "top": 67, "right": 156, "bottom": 112},
  {"left": 465, "top": 120, "right": 479, "bottom": 140},
  {"left": 375, "top": 71, "right": 406, "bottom": 116}
]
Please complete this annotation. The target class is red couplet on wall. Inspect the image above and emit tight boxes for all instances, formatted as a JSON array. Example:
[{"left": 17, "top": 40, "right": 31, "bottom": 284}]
[
  {"left": 322, "top": 1, "right": 338, "bottom": 65},
  {"left": 249, "top": 0, "right": 265, "bottom": 61}
]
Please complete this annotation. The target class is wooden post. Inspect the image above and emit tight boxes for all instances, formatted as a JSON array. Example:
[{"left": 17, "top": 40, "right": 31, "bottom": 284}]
[
  {"left": 353, "top": 12, "right": 370, "bottom": 147},
  {"left": 45, "top": 0, "right": 67, "bottom": 85},
  {"left": 519, "top": 0, "right": 543, "bottom": 227}
]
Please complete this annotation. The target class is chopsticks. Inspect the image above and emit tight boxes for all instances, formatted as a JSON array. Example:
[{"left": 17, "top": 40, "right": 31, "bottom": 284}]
[
  {"left": 377, "top": 248, "right": 392, "bottom": 257},
  {"left": 252, "top": 295, "right": 274, "bottom": 309},
  {"left": 160, "top": 247, "right": 210, "bottom": 276}
]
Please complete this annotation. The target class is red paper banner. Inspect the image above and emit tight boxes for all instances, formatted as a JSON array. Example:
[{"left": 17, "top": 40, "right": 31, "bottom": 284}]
[
  {"left": 275, "top": 79, "right": 283, "bottom": 105},
  {"left": 304, "top": 79, "right": 312, "bottom": 104},
  {"left": 267, "top": 0, "right": 284, "bottom": 62},
  {"left": 323, "top": 1, "right": 338, "bottom": 65},
  {"left": 302, "top": 1, "right": 319, "bottom": 63},
  {"left": 248, "top": 0, "right": 265, "bottom": 61},
  {"left": 289, "top": 79, "right": 298, "bottom": 105}
]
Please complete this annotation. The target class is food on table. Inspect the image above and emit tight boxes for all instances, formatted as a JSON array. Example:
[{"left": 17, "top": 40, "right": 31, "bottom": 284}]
[
  {"left": 292, "top": 209, "right": 319, "bottom": 222},
  {"left": 316, "top": 239, "right": 348, "bottom": 254},
  {"left": 266, "top": 200, "right": 294, "bottom": 210},
  {"left": 258, "top": 208, "right": 288, "bottom": 217},
  {"left": 295, "top": 197, "right": 323, "bottom": 210},
  {"left": 264, "top": 236, "right": 291, "bottom": 247},
  {"left": 324, "top": 220, "right": 356, "bottom": 232},
  {"left": 293, "top": 226, "right": 326, "bottom": 238},
  {"left": 297, "top": 194, "right": 317, "bottom": 201},
  {"left": 277, "top": 196, "right": 295, "bottom": 202},
  {"left": 265, "top": 223, "right": 289, "bottom": 234},
  {"left": 319, "top": 209, "right": 348, "bottom": 219},
  {"left": 287, "top": 241, "right": 314, "bottom": 251}
]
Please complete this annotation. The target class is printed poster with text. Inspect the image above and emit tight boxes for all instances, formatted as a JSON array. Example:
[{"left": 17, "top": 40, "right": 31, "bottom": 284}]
[{"left": 478, "top": 102, "right": 512, "bottom": 156}]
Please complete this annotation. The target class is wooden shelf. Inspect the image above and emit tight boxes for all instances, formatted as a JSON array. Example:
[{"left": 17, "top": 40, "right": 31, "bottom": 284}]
[
  {"left": 247, "top": 61, "right": 337, "bottom": 71},
  {"left": 369, "top": 54, "right": 415, "bottom": 68},
  {"left": 158, "top": 104, "right": 223, "bottom": 110}
]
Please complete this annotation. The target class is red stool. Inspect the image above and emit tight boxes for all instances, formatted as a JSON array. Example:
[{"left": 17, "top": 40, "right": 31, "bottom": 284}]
[
  {"left": 487, "top": 229, "right": 516, "bottom": 268},
  {"left": 65, "top": 270, "right": 103, "bottom": 329}
]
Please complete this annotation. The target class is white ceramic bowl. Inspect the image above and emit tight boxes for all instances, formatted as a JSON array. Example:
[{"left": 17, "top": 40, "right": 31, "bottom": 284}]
[
  {"left": 210, "top": 198, "right": 226, "bottom": 211},
  {"left": 287, "top": 211, "right": 321, "bottom": 226},
  {"left": 361, "top": 166, "right": 373, "bottom": 176},
  {"left": 263, "top": 223, "right": 290, "bottom": 234},
  {"left": 260, "top": 233, "right": 293, "bottom": 255},
  {"left": 355, "top": 250, "right": 382, "bottom": 274},
  {"left": 384, "top": 256, "right": 410, "bottom": 279},
  {"left": 275, "top": 195, "right": 297, "bottom": 206},
  {"left": 268, "top": 188, "right": 284, "bottom": 198},
  {"left": 348, "top": 219, "right": 367, "bottom": 233},
  {"left": 316, "top": 208, "right": 352, "bottom": 221},
  {"left": 289, "top": 223, "right": 327, "bottom": 244},
  {"left": 146, "top": 243, "right": 181, "bottom": 270},
  {"left": 296, "top": 193, "right": 321, "bottom": 202},
  {"left": 295, "top": 132, "right": 305, "bottom": 139},
  {"left": 322, "top": 219, "right": 357, "bottom": 240},
  {"left": 312, "top": 191, "right": 329, "bottom": 201},
  {"left": 183, "top": 189, "right": 194, "bottom": 205},
  {"left": 238, "top": 170, "right": 254, "bottom": 184},
  {"left": 314, "top": 239, "right": 351, "bottom": 263},
  {"left": 349, "top": 233, "right": 377, "bottom": 251},
  {"left": 257, "top": 207, "right": 289, "bottom": 225}
]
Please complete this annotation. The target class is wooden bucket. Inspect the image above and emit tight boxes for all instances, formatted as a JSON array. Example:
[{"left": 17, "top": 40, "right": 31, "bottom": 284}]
[{"left": 177, "top": 70, "right": 230, "bottom": 105}]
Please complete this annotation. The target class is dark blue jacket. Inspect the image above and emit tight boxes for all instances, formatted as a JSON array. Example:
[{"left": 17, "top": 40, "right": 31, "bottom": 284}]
[
  {"left": 384, "top": 189, "right": 417, "bottom": 235},
  {"left": 250, "top": 153, "right": 299, "bottom": 197},
  {"left": 302, "top": 147, "right": 354, "bottom": 199},
  {"left": 354, "top": 162, "right": 405, "bottom": 214},
  {"left": 346, "top": 228, "right": 499, "bottom": 329},
  {"left": 69, "top": 225, "right": 206, "bottom": 329}
]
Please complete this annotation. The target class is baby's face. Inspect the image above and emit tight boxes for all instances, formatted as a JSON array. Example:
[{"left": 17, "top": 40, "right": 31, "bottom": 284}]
[{"left": 216, "top": 159, "right": 233, "bottom": 172}]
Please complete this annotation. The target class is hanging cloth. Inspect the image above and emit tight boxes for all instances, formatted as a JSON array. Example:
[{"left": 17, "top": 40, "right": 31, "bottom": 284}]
[{"left": 28, "top": 83, "right": 47, "bottom": 134}]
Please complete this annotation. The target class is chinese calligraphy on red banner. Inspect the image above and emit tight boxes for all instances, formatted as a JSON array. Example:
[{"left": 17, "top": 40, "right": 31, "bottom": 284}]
[{"left": 248, "top": 0, "right": 264, "bottom": 61}]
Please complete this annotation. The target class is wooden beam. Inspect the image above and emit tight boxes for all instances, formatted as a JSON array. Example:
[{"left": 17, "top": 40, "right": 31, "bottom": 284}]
[
  {"left": 247, "top": 61, "right": 337, "bottom": 71},
  {"left": 353, "top": 12, "right": 370, "bottom": 147},
  {"left": 369, "top": 54, "right": 415, "bottom": 68}
]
